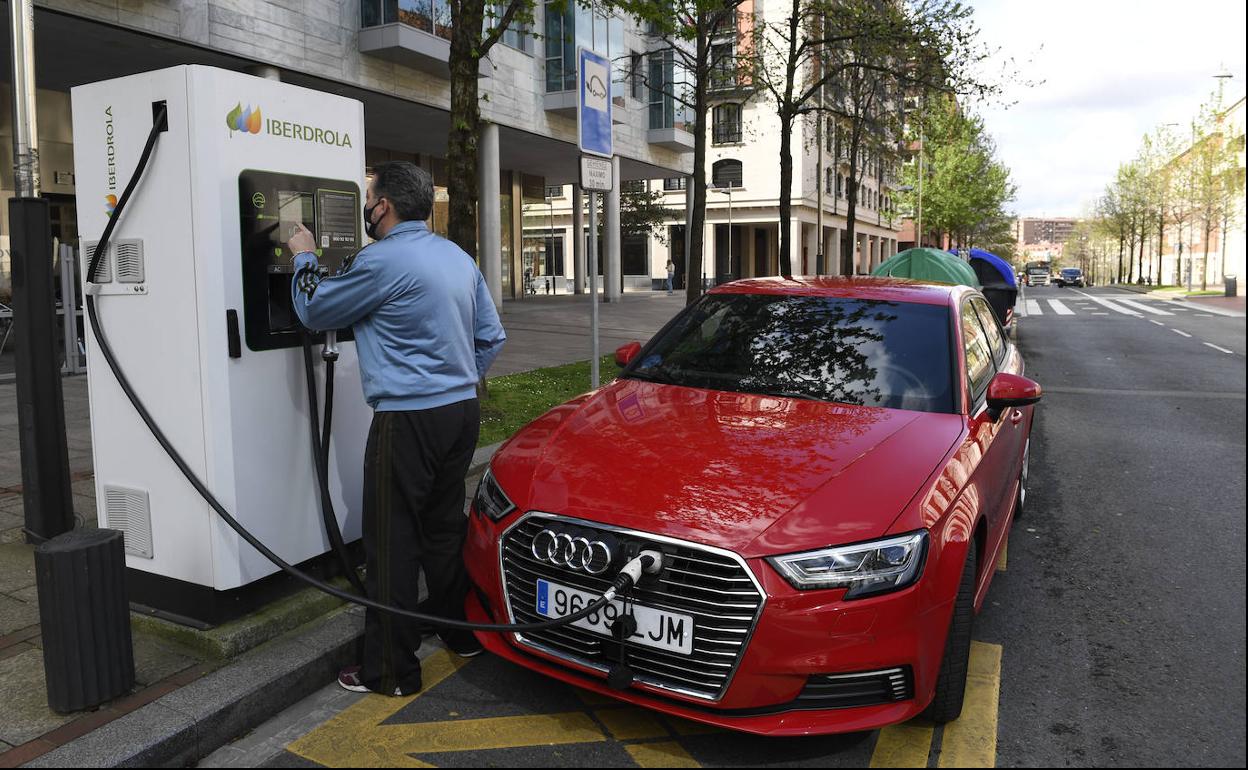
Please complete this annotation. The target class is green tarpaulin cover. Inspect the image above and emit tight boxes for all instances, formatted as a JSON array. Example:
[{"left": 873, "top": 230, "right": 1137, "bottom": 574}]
[{"left": 872, "top": 247, "right": 981, "bottom": 287}]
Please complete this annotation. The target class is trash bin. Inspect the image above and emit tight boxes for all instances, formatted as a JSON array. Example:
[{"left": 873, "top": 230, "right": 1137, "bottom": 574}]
[
  {"left": 1226, "top": 275, "right": 1237, "bottom": 297},
  {"left": 34, "top": 529, "right": 134, "bottom": 713}
]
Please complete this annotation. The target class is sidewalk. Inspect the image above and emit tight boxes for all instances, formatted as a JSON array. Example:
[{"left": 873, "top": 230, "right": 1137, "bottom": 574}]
[
  {"left": 1110, "top": 283, "right": 1246, "bottom": 316},
  {"left": 0, "top": 290, "right": 685, "bottom": 767}
]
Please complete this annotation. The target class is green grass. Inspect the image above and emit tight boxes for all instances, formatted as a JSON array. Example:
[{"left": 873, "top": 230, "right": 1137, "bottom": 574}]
[
  {"left": 478, "top": 355, "right": 615, "bottom": 447},
  {"left": 1184, "top": 290, "right": 1224, "bottom": 297}
]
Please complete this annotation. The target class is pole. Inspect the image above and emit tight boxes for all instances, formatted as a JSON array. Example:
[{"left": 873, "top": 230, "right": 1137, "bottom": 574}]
[
  {"left": 588, "top": 191, "right": 600, "bottom": 388},
  {"left": 916, "top": 122, "right": 924, "bottom": 248},
  {"left": 816, "top": 114, "right": 824, "bottom": 274},
  {"left": 726, "top": 189, "right": 733, "bottom": 282},
  {"left": 59, "top": 244, "right": 81, "bottom": 374},
  {"left": 9, "top": 0, "right": 75, "bottom": 542}
]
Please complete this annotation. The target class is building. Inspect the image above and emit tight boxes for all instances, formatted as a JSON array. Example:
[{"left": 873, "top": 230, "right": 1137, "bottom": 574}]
[
  {"left": 523, "top": 0, "right": 904, "bottom": 294},
  {"left": 1013, "top": 217, "right": 1077, "bottom": 262},
  {"left": 0, "top": 0, "right": 693, "bottom": 305}
]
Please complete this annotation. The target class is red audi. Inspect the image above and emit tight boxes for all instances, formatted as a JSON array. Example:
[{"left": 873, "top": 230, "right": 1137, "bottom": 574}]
[{"left": 464, "top": 278, "right": 1041, "bottom": 736}]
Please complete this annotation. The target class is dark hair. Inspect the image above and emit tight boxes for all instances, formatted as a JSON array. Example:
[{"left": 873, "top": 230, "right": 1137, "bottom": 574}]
[{"left": 370, "top": 161, "right": 433, "bottom": 222}]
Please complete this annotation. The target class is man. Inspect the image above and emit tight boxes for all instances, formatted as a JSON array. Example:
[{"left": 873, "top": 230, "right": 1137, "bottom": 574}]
[
  {"left": 665, "top": 259, "right": 675, "bottom": 295},
  {"left": 287, "top": 161, "right": 505, "bottom": 697}
]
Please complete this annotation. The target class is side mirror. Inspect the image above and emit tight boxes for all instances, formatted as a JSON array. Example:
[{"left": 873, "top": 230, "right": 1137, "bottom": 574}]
[
  {"left": 986, "top": 372, "right": 1043, "bottom": 411},
  {"left": 614, "top": 341, "right": 642, "bottom": 368}
]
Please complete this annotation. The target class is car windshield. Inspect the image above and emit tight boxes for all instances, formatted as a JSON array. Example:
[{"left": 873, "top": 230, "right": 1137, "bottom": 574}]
[{"left": 624, "top": 294, "right": 956, "bottom": 414}]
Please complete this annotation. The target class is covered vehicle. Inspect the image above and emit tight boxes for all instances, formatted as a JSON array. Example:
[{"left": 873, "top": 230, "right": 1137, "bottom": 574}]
[
  {"left": 872, "top": 247, "right": 980, "bottom": 287},
  {"left": 956, "top": 248, "right": 1018, "bottom": 327}
]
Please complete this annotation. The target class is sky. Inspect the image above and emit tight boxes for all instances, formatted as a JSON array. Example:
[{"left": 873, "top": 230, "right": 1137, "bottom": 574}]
[{"left": 968, "top": 0, "right": 1247, "bottom": 218}]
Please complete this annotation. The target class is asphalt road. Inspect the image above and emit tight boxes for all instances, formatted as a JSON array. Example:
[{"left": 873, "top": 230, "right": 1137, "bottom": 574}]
[{"left": 201, "top": 285, "right": 1247, "bottom": 768}]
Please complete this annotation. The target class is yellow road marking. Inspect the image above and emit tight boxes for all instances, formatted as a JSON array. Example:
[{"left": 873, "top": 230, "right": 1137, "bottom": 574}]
[
  {"left": 596, "top": 707, "right": 671, "bottom": 740},
  {"left": 870, "top": 722, "right": 934, "bottom": 767},
  {"left": 996, "top": 539, "right": 1008, "bottom": 572},
  {"left": 374, "top": 712, "right": 606, "bottom": 753},
  {"left": 625, "top": 740, "right": 702, "bottom": 768},
  {"left": 937, "top": 641, "right": 1002, "bottom": 768}
]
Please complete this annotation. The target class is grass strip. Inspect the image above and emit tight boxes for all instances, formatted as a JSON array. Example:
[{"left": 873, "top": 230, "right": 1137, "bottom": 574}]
[{"left": 478, "top": 356, "right": 615, "bottom": 447}]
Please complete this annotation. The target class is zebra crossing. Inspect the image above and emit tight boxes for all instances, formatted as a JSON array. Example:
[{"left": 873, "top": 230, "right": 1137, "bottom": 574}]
[{"left": 1018, "top": 292, "right": 1216, "bottom": 318}]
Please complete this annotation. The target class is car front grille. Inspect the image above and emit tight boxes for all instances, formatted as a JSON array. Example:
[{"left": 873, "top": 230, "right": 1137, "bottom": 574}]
[
  {"left": 795, "top": 667, "right": 913, "bottom": 709},
  {"left": 499, "top": 513, "right": 765, "bottom": 702}
]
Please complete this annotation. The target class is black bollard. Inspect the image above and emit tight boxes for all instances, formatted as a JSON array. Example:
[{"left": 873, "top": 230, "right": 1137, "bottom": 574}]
[{"left": 34, "top": 529, "right": 135, "bottom": 713}]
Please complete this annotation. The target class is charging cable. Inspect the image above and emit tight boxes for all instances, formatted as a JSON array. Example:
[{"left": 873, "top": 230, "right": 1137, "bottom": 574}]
[{"left": 85, "top": 104, "right": 665, "bottom": 633}]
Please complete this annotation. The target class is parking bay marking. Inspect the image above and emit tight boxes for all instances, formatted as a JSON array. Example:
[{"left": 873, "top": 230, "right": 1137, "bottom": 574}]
[{"left": 936, "top": 642, "right": 1003, "bottom": 768}]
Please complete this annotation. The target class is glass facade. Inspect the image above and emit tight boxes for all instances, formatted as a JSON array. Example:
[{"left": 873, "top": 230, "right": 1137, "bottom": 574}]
[
  {"left": 648, "top": 50, "right": 692, "bottom": 131},
  {"left": 362, "top": 0, "right": 451, "bottom": 39},
  {"left": 544, "top": 1, "right": 625, "bottom": 98}
]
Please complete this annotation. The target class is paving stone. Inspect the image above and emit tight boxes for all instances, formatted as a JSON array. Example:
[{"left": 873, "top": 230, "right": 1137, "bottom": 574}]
[
  {"left": 24, "top": 702, "right": 198, "bottom": 768},
  {"left": 0, "top": 593, "right": 38, "bottom": 636},
  {"left": 0, "top": 648, "right": 77, "bottom": 746},
  {"left": 132, "top": 634, "right": 198, "bottom": 688},
  {"left": 0, "top": 542, "right": 36, "bottom": 591}
]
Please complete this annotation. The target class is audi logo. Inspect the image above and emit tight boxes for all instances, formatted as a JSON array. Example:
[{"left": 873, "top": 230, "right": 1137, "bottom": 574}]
[{"left": 531, "top": 529, "right": 614, "bottom": 575}]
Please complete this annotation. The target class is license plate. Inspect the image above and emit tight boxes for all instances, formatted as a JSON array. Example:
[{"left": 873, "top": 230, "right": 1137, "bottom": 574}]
[{"left": 535, "top": 579, "right": 694, "bottom": 655}]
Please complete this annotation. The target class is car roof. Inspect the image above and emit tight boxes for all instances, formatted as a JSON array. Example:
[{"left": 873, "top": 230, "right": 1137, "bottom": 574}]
[{"left": 706, "top": 276, "right": 965, "bottom": 306}]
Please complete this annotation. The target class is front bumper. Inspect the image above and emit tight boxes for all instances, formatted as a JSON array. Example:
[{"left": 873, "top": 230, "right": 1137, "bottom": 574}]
[{"left": 464, "top": 511, "right": 958, "bottom": 736}]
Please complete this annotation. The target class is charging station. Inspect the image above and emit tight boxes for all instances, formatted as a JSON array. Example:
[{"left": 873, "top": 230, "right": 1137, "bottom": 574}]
[{"left": 71, "top": 66, "right": 371, "bottom": 625}]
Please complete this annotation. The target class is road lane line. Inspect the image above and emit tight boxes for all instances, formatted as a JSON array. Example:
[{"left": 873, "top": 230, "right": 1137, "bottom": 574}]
[
  {"left": 1150, "top": 320, "right": 1165, "bottom": 326},
  {"left": 937, "top": 641, "right": 1002, "bottom": 769},
  {"left": 1092, "top": 312, "right": 1109, "bottom": 315},
  {"left": 1171, "top": 301, "right": 1245, "bottom": 317},
  {"left": 626, "top": 741, "right": 702, "bottom": 768},
  {"left": 1172, "top": 329, "right": 1193, "bottom": 338},
  {"left": 1047, "top": 299, "right": 1075, "bottom": 315},
  {"left": 1024, "top": 299, "right": 1042, "bottom": 316},
  {"left": 870, "top": 723, "right": 935, "bottom": 767},
  {"left": 1204, "top": 343, "right": 1235, "bottom": 354},
  {"left": 1071, "top": 289, "right": 1141, "bottom": 316},
  {"left": 1116, "top": 298, "right": 1172, "bottom": 315}
]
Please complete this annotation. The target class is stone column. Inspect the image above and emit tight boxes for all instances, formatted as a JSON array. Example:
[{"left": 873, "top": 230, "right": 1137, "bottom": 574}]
[
  {"left": 605, "top": 155, "right": 622, "bottom": 301},
  {"left": 789, "top": 218, "right": 803, "bottom": 276},
  {"left": 572, "top": 185, "right": 585, "bottom": 294},
  {"left": 478, "top": 122, "right": 502, "bottom": 307},
  {"left": 828, "top": 226, "right": 841, "bottom": 276}
]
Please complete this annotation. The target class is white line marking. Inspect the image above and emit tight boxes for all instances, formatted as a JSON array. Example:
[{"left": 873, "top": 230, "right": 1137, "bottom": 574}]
[
  {"left": 1024, "top": 299, "right": 1042, "bottom": 316},
  {"left": 1117, "top": 298, "right": 1173, "bottom": 316},
  {"left": 1092, "top": 312, "right": 1109, "bottom": 315},
  {"left": 1195, "top": 314, "right": 1213, "bottom": 317},
  {"left": 1072, "top": 289, "right": 1141, "bottom": 316},
  {"left": 1048, "top": 299, "right": 1075, "bottom": 315},
  {"left": 1170, "top": 301, "right": 1245, "bottom": 317},
  {"left": 1150, "top": 320, "right": 1165, "bottom": 326},
  {"left": 1172, "top": 329, "right": 1193, "bottom": 338},
  {"left": 1204, "top": 342, "right": 1235, "bottom": 354}
]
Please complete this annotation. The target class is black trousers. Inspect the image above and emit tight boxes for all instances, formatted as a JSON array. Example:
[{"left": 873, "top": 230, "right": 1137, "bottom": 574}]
[{"left": 359, "top": 399, "right": 480, "bottom": 695}]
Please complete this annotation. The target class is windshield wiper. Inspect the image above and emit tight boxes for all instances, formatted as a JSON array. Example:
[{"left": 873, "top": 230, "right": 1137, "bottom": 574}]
[
  {"left": 623, "top": 368, "right": 681, "bottom": 386},
  {"left": 752, "top": 388, "right": 824, "bottom": 402}
]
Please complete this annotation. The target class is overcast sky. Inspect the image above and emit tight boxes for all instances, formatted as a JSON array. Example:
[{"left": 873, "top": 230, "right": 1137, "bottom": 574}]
[{"left": 969, "top": 0, "right": 1247, "bottom": 218}]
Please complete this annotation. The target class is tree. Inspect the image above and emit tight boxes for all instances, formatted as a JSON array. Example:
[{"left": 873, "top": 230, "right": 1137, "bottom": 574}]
[
  {"left": 618, "top": 0, "right": 750, "bottom": 305},
  {"left": 446, "top": 0, "right": 535, "bottom": 258},
  {"left": 1189, "top": 94, "right": 1237, "bottom": 290}
]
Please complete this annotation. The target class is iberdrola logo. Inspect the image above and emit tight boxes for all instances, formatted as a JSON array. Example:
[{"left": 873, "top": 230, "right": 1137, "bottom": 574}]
[
  {"left": 105, "top": 194, "right": 117, "bottom": 217},
  {"left": 226, "top": 103, "right": 263, "bottom": 135}
]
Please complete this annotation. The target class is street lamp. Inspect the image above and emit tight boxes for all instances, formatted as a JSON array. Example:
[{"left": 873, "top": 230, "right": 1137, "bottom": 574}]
[{"left": 711, "top": 184, "right": 735, "bottom": 283}]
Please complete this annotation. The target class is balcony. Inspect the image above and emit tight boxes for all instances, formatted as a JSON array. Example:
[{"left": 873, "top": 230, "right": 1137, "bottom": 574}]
[{"left": 359, "top": 0, "right": 490, "bottom": 79}]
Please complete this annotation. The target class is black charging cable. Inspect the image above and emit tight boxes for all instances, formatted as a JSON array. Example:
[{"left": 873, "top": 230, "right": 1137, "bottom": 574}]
[{"left": 84, "top": 104, "right": 651, "bottom": 633}]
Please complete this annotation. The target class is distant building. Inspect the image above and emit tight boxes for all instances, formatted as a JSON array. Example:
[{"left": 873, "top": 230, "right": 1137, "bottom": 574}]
[{"left": 1014, "top": 217, "right": 1078, "bottom": 262}]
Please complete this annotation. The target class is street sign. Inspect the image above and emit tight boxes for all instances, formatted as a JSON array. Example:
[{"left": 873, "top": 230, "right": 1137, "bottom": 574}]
[
  {"left": 580, "top": 156, "right": 612, "bottom": 192},
  {"left": 577, "top": 47, "right": 613, "bottom": 158}
]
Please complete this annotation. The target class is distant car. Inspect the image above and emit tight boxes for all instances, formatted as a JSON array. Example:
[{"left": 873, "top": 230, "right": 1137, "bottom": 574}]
[{"left": 1055, "top": 268, "right": 1084, "bottom": 288}]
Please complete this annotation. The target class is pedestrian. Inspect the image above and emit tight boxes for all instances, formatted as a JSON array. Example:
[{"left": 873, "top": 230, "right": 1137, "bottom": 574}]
[
  {"left": 545, "top": 276, "right": 552, "bottom": 295},
  {"left": 665, "top": 259, "right": 675, "bottom": 294},
  {"left": 288, "top": 161, "right": 505, "bottom": 697}
]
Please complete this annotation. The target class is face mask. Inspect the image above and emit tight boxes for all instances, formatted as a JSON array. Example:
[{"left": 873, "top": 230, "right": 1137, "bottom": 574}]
[{"left": 363, "top": 199, "right": 383, "bottom": 240}]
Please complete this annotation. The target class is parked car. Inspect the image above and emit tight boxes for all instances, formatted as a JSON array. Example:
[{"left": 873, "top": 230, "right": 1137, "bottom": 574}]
[
  {"left": 1055, "top": 268, "right": 1085, "bottom": 288},
  {"left": 464, "top": 278, "right": 1042, "bottom": 737}
]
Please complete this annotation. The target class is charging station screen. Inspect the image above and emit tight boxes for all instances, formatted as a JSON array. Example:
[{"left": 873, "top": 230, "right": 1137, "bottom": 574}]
[
  {"left": 278, "top": 191, "right": 316, "bottom": 244},
  {"left": 317, "top": 190, "right": 359, "bottom": 249}
]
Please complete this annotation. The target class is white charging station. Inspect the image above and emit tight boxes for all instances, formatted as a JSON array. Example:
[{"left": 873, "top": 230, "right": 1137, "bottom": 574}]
[{"left": 71, "top": 66, "right": 371, "bottom": 624}]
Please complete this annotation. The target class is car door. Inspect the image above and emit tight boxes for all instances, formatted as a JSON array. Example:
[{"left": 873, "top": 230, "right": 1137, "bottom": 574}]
[
  {"left": 972, "top": 297, "right": 1028, "bottom": 490},
  {"left": 959, "top": 297, "right": 1012, "bottom": 549}
]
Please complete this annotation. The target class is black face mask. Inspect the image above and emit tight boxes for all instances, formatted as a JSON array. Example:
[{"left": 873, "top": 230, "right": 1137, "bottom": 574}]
[{"left": 363, "top": 199, "right": 383, "bottom": 240}]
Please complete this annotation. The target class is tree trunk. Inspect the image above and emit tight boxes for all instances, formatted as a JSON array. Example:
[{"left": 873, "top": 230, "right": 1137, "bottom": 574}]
[
  {"left": 1117, "top": 233, "right": 1124, "bottom": 284},
  {"left": 1137, "top": 231, "right": 1145, "bottom": 284},
  {"left": 1202, "top": 222, "right": 1212, "bottom": 291},
  {"left": 778, "top": 115, "right": 794, "bottom": 275},
  {"left": 844, "top": 123, "right": 862, "bottom": 274},
  {"left": 447, "top": 6, "right": 485, "bottom": 259},
  {"left": 1157, "top": 212, "right": 1165, "bottom": 286},
  {"left": 685, "top": 21, "right": 711, "bottom": 306}
]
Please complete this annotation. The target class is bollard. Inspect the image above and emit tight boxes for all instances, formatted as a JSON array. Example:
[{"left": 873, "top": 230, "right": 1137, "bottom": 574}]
[{"left": 34, "top": 529, "right": 135, "bottom": 713}]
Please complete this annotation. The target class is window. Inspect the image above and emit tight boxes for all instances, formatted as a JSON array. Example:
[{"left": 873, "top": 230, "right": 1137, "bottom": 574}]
[
  {"left": 961, "top": 299, "right": 996, "bottom": 402},
  {"left": 972, "top": 298, "right": 1007, "bottom": 364},
  {"left": 709, "top": 41, "right": 735, "bottom": 91},
  {"left": 825, "top": 168, "right": 833, "bottom": 195},
  {"left": 631, "top": 52, "right": 644, "bottom": 100},
  {"left": 544, "top": 185, "right": 564, "bottom": 199},
  {"left": 544, "top": 3, "right": 621, "bottom": 93},
  {"left": 836, "top": 174, "right": 843, "bottom": 198},
  {"left": 712, "top": 103, "right": 742, "bottom": 144},
  {"left": 489, "top": 3, "right": 531, "bottom": 52},
  {"left": 622, "top": 179, "right": 647, "bottom": 194},
  {"left": 825, "top": 118, "right": 834, "bottom": 153},
  {"left": 664, "top": 177, "right": 688, "bottom": 191},
  {"left": 712, "top": 159, "right": 743, "bottom": 189},
  {"left": 648, "top": 51, "right": 692, "bottom": 131}
]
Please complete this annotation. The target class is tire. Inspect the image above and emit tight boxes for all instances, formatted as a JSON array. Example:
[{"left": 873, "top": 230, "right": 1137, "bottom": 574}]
[
  {"left": 1014, "top": 437, "right": 1030, "bottom": 520},
  {"left": 922, "top": 539, "right": 977, "bottom": 723}
]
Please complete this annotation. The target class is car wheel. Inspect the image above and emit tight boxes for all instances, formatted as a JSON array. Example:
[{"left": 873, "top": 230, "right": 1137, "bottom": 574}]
[{"left": 922, "top": 539, "right": 976, "bottom": 723}]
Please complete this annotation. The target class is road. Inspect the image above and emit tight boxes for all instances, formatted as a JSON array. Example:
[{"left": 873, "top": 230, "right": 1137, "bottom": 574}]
[{"left": 200, "top": 285, "right": 1247, "bottom": 768}]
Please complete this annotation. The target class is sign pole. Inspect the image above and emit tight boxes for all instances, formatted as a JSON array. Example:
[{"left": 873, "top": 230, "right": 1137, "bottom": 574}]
[
  {"left": 577, "top": 46, "right": 612, "bottom": 390},
  {"left": 588, "top": 192, "right": 600, "bottom": 388}
]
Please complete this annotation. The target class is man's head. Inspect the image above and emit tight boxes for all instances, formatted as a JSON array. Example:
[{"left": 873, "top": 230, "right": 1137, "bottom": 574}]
[{"left": 365, "top": 161, "right": 434, "bottom": 240}]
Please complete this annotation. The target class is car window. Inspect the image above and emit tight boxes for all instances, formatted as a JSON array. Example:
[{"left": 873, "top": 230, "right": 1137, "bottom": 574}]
[
  {"left": 972, "top": 298, "right": 1007, "bottom": 364},
  {"left": 626, "top": 294, "right": 956, "bottom": 413},
  {"left": 961, "top": 300, "right": 995, "bottom": 403}
]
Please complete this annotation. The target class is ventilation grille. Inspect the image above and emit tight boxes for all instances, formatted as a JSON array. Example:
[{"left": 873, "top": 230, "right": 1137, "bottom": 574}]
[
  {"left": 103, "top": 485, "right": 154, "bottom": 559},
  {"left": 82, "top": 240, "right": 112, "bottom": 284},
  {"left": 114, "top": 239, "right": 145, "bottom": 283}
]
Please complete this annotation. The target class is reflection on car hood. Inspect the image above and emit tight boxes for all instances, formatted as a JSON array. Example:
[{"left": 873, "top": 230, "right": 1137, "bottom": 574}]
[{"left": 491, "top": 379, "right": 966, "bottom": 556}]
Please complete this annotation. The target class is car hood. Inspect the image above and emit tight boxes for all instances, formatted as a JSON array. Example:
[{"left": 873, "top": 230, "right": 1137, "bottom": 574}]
[{"left": 491, "top": 379, "right": 966, "bottom": 557}]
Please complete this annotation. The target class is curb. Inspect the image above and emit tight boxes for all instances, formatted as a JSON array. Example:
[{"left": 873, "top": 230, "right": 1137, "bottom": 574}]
[{"left": 26, "top": 609, "right": 364, "bottom": 768}]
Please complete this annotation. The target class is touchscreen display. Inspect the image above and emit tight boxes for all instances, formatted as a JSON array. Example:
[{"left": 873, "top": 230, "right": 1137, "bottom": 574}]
[{"left": 278, "top": 190, "right": 316, "bottom": 243}]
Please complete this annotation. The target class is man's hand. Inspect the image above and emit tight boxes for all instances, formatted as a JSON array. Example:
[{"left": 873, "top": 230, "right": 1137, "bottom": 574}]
[{"left": 287, "top": 223, "right": 317, "bottom": 256}]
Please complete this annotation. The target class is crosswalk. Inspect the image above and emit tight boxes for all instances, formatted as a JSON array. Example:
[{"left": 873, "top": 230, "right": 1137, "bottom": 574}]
[{"left": 1019, "top": 295, "right": 1200, "bottom": 318}]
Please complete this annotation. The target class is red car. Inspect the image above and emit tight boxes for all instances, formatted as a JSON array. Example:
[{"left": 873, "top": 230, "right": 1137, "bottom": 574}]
[{"left": 464, "top": 278, "right": 1041, "bottom": 736}]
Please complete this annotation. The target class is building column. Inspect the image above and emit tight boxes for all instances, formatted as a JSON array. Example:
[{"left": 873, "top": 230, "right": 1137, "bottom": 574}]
[
  {"left": 857, "top": 233, "right": 869, "bottom": 274},
  {"left": 478, "top": 122, "right": 502, "bottom": 307},
  {"left": 572, "top": 185, "right": 585, "bottom": 294},
  {"left": 789, "top": 218, "right": 802, "bottom": 276},
  {"left": 605, "top": 155, "right": 622, "bottom": 302},
  {"left": 744, "top": 225, "right": 755, "bottom": 279},
  {"left": 828, "top": 227, "right": 841, "bottom": 275}
]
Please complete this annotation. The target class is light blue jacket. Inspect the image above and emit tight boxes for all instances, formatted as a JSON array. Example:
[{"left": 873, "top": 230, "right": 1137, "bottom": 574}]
[{"left": 291, "top": 220, "right": 506, "bottom": 412}]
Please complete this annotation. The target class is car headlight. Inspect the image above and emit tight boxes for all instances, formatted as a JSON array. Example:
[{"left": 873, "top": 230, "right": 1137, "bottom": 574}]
[
  {"left": 767, "top": 531, "right": 928, "bottom": 599},
  {"left": 472, "top": 468, "right": 516, "bottom": 522}
]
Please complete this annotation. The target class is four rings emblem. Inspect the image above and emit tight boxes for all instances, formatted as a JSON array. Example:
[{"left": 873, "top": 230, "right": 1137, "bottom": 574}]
[{"left": 531, "top": 528, "right": 615, "bottom": 575}]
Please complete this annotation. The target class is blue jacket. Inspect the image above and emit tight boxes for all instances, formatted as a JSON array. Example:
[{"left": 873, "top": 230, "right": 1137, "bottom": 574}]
[{"left": 291, "top": 220, "right": 506, "bottom": 411}]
